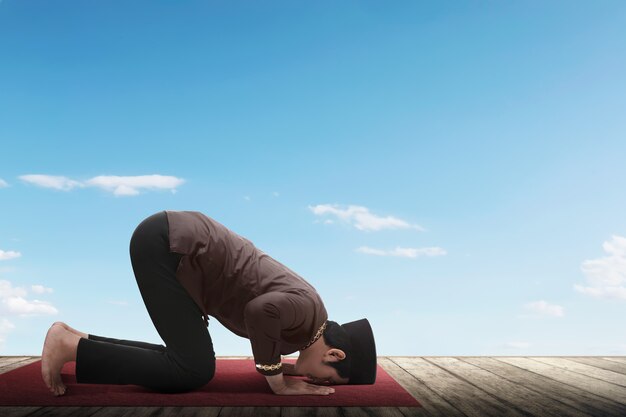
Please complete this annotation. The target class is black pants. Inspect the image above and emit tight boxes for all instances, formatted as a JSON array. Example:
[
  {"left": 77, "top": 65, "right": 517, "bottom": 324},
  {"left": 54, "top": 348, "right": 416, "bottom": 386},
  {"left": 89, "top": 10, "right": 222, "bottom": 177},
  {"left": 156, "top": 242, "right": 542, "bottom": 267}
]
[{"left": 75, "top": 210, "right": 216, "bottom": 393}]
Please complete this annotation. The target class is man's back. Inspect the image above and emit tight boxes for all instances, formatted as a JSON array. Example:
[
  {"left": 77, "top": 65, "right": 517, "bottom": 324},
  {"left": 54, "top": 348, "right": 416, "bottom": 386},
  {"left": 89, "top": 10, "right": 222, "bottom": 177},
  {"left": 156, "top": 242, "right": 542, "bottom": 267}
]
[{"left": 165, "top": 210, "right": 328, "bottom": 375}]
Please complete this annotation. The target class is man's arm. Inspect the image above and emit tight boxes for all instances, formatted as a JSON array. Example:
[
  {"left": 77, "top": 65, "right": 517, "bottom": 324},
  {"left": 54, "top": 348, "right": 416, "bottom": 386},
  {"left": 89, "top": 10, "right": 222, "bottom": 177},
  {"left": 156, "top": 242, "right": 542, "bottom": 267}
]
[
  {"left": 243, "top": 293, "right": 334, "bottom": 396},
  {"left": 243, "top": 292, "right": 308, "bottom": 377}
]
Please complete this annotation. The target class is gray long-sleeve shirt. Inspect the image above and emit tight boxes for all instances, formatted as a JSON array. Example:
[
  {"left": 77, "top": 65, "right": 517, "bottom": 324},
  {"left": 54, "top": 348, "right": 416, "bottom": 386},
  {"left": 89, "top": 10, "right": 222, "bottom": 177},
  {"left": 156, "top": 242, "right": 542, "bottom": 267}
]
[{"left": 164, "top": 210, "right": 328, "bottom": 376}]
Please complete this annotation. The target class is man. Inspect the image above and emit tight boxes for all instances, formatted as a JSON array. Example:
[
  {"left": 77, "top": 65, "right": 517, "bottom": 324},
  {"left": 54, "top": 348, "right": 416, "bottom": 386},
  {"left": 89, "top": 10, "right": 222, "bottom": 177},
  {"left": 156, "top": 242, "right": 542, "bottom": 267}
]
[{"left": 41, "top": 210, "right": 376, "bottom": 396}]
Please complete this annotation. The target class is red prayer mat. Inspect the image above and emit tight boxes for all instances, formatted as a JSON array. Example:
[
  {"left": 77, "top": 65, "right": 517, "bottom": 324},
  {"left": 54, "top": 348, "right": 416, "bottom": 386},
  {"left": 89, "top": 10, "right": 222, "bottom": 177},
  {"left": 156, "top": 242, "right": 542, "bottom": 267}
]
[{"left": 0, "top": 359, "right": 421, "bottom": 407}]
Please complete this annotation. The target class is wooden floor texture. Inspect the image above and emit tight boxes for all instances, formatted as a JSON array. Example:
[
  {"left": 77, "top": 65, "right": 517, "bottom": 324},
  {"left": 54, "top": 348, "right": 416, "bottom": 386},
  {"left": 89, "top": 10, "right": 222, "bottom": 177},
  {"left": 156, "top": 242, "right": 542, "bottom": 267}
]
[{"left": 2, "top": 355, "right": 626, "bottom": 417}]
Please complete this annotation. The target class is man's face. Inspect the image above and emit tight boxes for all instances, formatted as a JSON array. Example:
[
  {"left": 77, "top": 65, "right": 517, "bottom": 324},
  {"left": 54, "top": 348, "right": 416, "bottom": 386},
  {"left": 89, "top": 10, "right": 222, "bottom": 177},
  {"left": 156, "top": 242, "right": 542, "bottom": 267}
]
[
  {"left": 305, "top": 366, "right": 350, "bottom": 385},
  {"left": 297, "top": 352, "right": 350, "bottom": 385}
]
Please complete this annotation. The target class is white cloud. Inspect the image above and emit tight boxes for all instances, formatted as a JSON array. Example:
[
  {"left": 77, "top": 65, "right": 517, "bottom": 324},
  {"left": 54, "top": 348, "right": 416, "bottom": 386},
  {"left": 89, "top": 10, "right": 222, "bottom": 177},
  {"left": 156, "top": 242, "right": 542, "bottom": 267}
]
[
  {"left": 31, "top": 284, "right": 53, "bottom": 294},
  {"left": 573, "top": 285, "right": 626, "bottom": 299},
  {"left": 0, "top": 280, "right": 27, "bottom": 298},
  {"left": 19, "top": 174, "right": 84, "bottom": 191},
  {"left": 243, "top": 195, "right": 251, "bottom": 201},
  {"left": 0, "top": 318, "right": 16, "bottom": 350},
  {"left": 0, "top": 178, "right": 8, "bottom": 188},
  {"left": 356, "top": 247, "right": 387, "bottom": 256},
  {"left": 518, "top": 300, "right": 564, "bottom": 318},
  {"left": 272, "top": 191, "right": 279, "bottom": 197},
  {"left": 2, "top": 297, "right": 58, "bottom": 316},
  {"left": 84, "top": 174, "right": 185, "bottom": 196},
  {"left": 0, "top": 279, "right": 58, "bottom": 317},
  {"left": 355, "top": 245, "right": 446, "bottom": 258},
  {"left": 573, "top": 235, "right": 626, "bottom": 301},
  {"left": 308, "top": 204, "right": 424, "bottom": 232},
  {"left": 0, "top": 318, "right": 15, "bottom": 333},
  {"left": 18, "top": 174, "right": 185, "bottom": 196},
  {"left": 0, "top": 250, "right": 21, "bottom": 261}
]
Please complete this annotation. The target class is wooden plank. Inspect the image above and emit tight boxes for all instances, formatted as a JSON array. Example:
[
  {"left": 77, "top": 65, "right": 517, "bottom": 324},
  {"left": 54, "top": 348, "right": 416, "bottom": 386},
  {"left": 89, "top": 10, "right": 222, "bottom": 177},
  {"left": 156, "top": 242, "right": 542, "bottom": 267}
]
[
  {"left": 26, "top": 406, "right": 104, "bottom": 416},
  {"left": 283, "top": 406, "right": 342, "bottom": 417},
  {"left": 342, "top": 407, "right": 407, "bottom": 417},
  {"left": 0, "top": 407, "right": 43, "bottom": 417},
  {"left": 379, "top": 357, "right": 459, "bottom": 417},
  {"left": 530, "top": 357, "right": 626, "bottom": 387},
  {"left": 90, "top": 406, "right": 179, "bottom": 417},
  {"left": 461, "top": 357, "right": 626, "bottom": 417},
  {"left": 602, "top": 357, "right": 626, "bottom": 365},
  {"left": 0, "top": 357, "right": 31, "bottom": 367},
  {"left": 391, "top": 357, "right": 528, "bottom": 417},
  {"left": 215, "top": 406, "right": 280, "bottom": 417},
  {"left": 0, "top": 358, "right": 40, "bottom": 374},
  {"left": 562, "top": 357, "right": 626, "bottom": 376},
  {"left": 396, "top": 407, "right": 435, "bottom": 417},
  {"left": 6, "top": 356, "right": 626, "bottom": 417},
  {"left": 162, "top": 406, "right": 221, "bottom": 417},
  {"left": 494, "top": 357, "right": 626, "bottom": 405},
  {"left": 427, "top": 357, "right": 590, "bottom": 417}
]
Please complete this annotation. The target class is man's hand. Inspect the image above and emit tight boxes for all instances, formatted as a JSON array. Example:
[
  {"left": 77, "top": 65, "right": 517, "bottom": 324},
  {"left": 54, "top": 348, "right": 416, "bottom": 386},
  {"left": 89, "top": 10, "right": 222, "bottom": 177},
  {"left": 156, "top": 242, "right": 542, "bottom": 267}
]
[{"left": 265, "top": 373, "right": 335, "bottom": 396}]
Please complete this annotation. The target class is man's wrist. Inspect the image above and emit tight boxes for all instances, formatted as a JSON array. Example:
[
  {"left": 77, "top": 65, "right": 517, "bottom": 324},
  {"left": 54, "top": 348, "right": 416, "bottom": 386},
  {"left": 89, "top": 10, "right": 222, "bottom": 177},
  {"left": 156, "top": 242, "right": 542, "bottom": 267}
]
[
  {"left": 281, "top": 362, "right": 298, "bottom": 375},
  {"left": 265, "top": 372, "right": 286, "bottom": 392},
  {"left": 256, "top": 361, "right": 283, "bottom": 375}
]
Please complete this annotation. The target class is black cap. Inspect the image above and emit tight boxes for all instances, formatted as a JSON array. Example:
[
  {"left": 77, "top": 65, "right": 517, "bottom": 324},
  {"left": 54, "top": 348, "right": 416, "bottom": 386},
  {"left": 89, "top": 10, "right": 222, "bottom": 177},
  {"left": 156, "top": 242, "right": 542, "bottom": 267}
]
[{"left": 340, "top": 318, "right": 377, "bottom": 384}]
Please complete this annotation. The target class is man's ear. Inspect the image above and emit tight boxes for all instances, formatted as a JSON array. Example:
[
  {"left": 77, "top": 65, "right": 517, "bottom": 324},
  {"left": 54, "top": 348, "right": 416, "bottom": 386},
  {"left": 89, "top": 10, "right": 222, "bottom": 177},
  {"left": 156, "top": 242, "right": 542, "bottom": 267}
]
[{"left": 324, "top": 348, "right": 346, "bottom": 362}]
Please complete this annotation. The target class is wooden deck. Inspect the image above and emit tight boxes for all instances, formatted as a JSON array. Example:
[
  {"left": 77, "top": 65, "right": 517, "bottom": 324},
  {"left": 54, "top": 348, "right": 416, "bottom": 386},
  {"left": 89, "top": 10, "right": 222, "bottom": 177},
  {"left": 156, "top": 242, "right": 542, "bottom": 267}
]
[{"left": 2, "top": 355, "right": 626, "bottom": 416}]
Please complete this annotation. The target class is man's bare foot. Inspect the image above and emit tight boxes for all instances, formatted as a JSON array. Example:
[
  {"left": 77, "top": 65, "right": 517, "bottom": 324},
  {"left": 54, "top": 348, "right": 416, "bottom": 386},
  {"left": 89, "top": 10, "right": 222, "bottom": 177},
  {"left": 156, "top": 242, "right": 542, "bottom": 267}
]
[
  {"left": 52, "top": 321, "right": 88, "bottom": 339},
  {"left": 41, "top": 324, "right": 80, "bottom": 396}
]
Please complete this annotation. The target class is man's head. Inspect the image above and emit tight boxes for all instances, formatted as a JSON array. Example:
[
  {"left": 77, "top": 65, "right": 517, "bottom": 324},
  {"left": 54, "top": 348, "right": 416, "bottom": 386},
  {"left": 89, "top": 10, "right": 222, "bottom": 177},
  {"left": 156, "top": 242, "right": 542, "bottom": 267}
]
[
  {"left": 295, "top": 320, "right": 351, "bottom": 385},
  {"left": 295, "top": 318, "right": 377, "bottom": 385}
]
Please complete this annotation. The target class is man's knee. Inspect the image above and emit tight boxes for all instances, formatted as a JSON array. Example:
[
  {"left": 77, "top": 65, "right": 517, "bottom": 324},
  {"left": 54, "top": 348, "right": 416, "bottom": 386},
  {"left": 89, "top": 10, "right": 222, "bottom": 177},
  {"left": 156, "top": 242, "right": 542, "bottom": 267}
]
[
  {"left": 155, "top": 369, "right": 214, "bottom": 393},
  {"left": 174, "top": 369, "right": 214, "bottom": 392},
  {"left": 184, "top": 356, "right": 216, "bottom": 389},
  {"left": 195, "top": 357, "right": 216, "bottom": 383}
]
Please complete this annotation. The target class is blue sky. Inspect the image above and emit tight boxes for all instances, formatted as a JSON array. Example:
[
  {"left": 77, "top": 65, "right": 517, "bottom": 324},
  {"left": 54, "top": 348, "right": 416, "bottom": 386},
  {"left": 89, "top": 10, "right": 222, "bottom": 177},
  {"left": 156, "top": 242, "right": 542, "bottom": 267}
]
[{"left": 1, "top": 0, "right": 626, "bottom": 357}]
